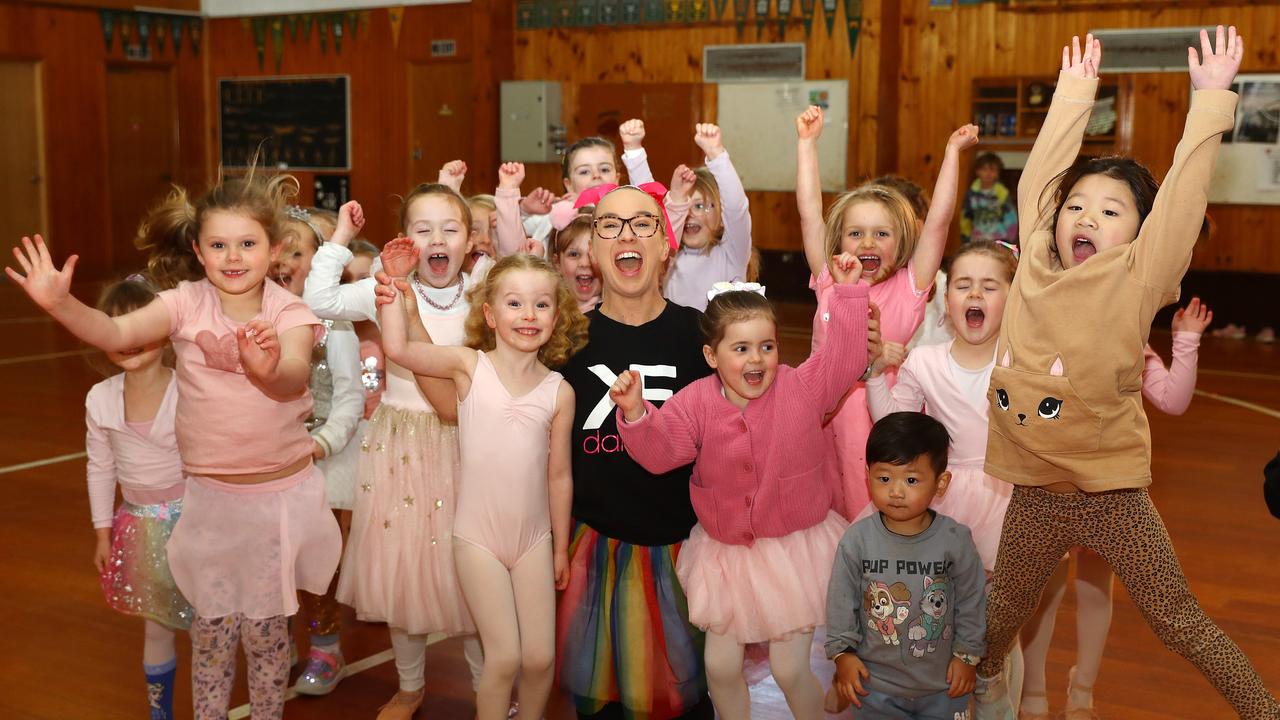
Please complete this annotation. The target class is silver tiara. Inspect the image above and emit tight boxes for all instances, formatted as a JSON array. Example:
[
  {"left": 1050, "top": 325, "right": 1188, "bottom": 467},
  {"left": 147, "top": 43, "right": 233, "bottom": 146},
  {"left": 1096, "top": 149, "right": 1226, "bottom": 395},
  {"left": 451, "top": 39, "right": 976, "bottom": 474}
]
[{"left": 285, "top": 205, "right": 327, "bottom": 244}]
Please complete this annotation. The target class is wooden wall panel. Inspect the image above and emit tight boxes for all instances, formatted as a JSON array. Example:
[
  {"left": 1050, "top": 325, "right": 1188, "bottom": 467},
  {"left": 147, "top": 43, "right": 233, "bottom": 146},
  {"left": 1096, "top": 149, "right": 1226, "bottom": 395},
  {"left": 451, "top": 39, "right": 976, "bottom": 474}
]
[
  {"left": 205, "top": 1, "right": 513, "bottom": 249},
  {"left": 512, "top": 2, "right": 891, "bottom": 251},
  {"left": 897, "top": 1, "right": 1280, "bottom": 272},
  {"left": 0, "top": 3, "right": 207, "bottom": 279}
]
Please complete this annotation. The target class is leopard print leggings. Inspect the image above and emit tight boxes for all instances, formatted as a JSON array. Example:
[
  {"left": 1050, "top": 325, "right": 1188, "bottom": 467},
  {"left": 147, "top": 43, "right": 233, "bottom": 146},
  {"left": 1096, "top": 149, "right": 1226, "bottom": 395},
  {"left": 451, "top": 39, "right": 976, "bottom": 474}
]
[
  {"left": 191, "top": 613, "right": 290, "bottom": 720},
  {"left": 979, "top": 486, "right": 1279, "bottom": 720}
]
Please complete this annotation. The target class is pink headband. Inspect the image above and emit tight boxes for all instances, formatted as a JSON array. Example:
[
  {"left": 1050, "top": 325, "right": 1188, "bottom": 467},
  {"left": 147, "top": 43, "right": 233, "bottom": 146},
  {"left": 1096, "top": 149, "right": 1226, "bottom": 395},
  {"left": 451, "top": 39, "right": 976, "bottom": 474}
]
[{"left": 574, "top": 182, "right": 678, "bottom": 250}]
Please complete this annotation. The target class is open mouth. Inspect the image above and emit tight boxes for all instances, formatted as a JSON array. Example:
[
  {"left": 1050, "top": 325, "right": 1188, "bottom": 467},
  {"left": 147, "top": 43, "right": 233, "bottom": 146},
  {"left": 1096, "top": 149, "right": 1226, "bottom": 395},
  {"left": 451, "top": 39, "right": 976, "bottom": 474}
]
[
  {"left": 684, "top": 221, "right": 702, "bottom": 235},
  {"left": 1072, "top": 236, "right": 1096, "bottom": 264},
  {"left": 615, "top": 251, "right": 641, "bottom": 275},
  {"left": 469, "top": 250, "right": 489, "bottom": 264},
  {"left": 223, "top": 269, "right": 248, "bottom": 279},
  {"left": 743, "top": 370, "right": 765, "bottom": 386},
  {"left": 427, "top": 252, "right": 450, "bottom": 275},
  {"left": 575, "top": 274, "right": 596, "bottom": 292},
  {"left": 965, "top": 307, "right": 985, "bottom": 329},
  {"left": 858, "top": 255, "right": 881, "bottom": 275},
  {"left": 273, "top": 272, "right": 292, "bottom": 288}
]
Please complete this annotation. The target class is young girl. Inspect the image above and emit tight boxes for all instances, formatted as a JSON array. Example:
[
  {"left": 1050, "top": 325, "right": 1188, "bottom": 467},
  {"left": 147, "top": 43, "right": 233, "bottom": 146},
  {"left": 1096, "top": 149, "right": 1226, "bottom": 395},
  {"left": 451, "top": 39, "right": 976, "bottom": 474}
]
[
  {"left": 303, "top": 187, "right": 504, "bottom": 717},
  {"left": 376, "top": 246, "right": 583, "bottom": 719},
  {"left": 85, "top": 277, "right": 191, "bottom": 720},
  {"left": 273, "top": 206, "right": 366, "bottom": 694},
  {"left": 797, "top": 106, "right": 977, "bottom": 519},
  {"left": 552, "top": 214, "right": 600, "bottom": 312},
  {"left": 975, "top": 30, "right": 1279, "bottom": 720},
  {"left": 1017, "top": 295, "right": 1214, "bottom": 720},
  {"left": 863, "top": 241, "right": 1018, "bottom": 573},
  {"left": 619, "top": 119, "right": 754, "bottom": 310},
  {"left": 9, "top": 169, "right": 343, "bottom": 720},
  {"left": 467, "top": 194, "right": 499, "bottom": 272},
  {"left": 609, "top": 255, "right": 874, "bottom": 719}
]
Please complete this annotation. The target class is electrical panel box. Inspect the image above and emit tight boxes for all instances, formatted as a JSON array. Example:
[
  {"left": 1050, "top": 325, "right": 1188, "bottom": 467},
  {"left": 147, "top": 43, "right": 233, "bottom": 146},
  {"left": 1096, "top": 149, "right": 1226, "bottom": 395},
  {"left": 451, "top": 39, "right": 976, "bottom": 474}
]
[{"left": 501, "top": 81, "right": 565, "bottom": 163}]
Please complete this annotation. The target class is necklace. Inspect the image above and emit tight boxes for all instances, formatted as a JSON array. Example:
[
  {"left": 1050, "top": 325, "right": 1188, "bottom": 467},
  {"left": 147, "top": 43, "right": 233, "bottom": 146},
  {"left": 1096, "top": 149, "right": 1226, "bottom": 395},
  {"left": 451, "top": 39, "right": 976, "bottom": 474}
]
[{"left": 412, "top": 273, "right": 465, "bottom": 312}]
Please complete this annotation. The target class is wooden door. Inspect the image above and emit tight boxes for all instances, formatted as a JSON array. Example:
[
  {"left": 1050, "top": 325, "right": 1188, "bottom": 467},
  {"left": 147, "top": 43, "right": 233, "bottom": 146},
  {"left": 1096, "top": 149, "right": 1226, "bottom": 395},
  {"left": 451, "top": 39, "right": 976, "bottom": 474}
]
[
  {"left": 409, "top": 62, "right": 474, "bottom": 191},
  {"left": 0, "top": 61, "right": 48, "bottom": 246},
  {"left": 576, "top": 83, "right": 705, "bottom": 184},
  {"left": 106, "top": 65, "right": 177, "bottom": 275}
]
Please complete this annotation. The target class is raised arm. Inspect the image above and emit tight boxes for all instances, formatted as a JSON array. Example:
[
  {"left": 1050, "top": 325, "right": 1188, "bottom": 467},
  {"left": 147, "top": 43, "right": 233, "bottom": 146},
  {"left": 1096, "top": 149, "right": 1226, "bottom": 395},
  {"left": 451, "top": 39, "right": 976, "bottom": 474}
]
[
  {"left": 914, "top": 125, "right": 979, "bottom": 291},
  {"left": 620, "top": 118, "right": 657, "bottom": 185},
  {"left": 865, "top": 346, "right": 924, "bottom": 421},
  {"left": 1018, "top": 35, "right": 1102, "bottom": 243},
  {"left": 795, "top": 255, "right": 871, "bottom": 413},
  {"left": 496, "top": 162, "right": 530, "bottom": 257},
  {"left": 1142, "top": 298, "right": 1209, "bottom": 415},
  {"left": 7, "top": 235, "right": 171, "bottom": 352},
  {"left": 438, "top": 160, "right": 467, "bottom": 193},
  {"left": 699, "top": 124, "right": 753, "bottom": 276},
  {"left": 548, "top": 382, "right": 575, "bottom": 590},
  {"left": 1132, "top": 26, "right": 1241, "bottom": 293},
  {"left": 375, "top": 272, "right": 475, "bottom": 390},
  {"left": 796, "top": 106, "right": 828, "bottom": 278},
  {"left": 666, "top": 165, "right": 696, "bottom": 249},
  {"left": 610, "top": 371, "right": 701, "bottom": 474}
]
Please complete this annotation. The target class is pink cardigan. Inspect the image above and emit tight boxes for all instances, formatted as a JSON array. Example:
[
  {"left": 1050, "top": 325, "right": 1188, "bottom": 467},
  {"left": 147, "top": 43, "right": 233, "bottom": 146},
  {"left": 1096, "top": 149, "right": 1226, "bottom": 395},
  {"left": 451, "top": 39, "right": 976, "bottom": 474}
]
[
  {"left": 617, "top": 283, "right": 869, "bottom": 546},
  {"left": 1141, "top": 332, "right": 1201, "bottom": 415}
]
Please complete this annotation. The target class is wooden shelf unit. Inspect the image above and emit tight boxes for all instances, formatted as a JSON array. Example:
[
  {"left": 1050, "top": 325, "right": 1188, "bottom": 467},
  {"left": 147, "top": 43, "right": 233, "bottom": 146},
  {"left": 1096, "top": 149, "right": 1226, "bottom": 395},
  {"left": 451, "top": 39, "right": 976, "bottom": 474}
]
[{"left": 972, "top": 76, "right": 1124, "bottom": 152}]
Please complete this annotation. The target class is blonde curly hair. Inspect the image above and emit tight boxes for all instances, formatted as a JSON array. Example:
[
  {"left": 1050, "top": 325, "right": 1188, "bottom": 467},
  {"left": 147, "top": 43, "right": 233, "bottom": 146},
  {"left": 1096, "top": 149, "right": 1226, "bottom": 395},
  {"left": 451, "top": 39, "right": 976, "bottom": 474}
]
[{"left": 463, "top": 254, "right": 588, "bottom": 369}]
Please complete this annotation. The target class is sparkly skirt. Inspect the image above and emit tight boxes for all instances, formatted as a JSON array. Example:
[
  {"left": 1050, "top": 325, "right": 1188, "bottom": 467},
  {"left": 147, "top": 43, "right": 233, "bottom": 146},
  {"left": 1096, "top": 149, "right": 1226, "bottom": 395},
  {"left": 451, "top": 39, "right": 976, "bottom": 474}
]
[
  {"left": 677, "top": 511, "right": 848, "bottom": 644},
  {"left": 101, "top": 498, "right": 194, "bottom": 630},
  {"left": 335, "top": 404, "right": 474, "bottom": 635},
  {"left": 166, "top": 463, "right": 342, "bottom": 619},
  {"left": 556, "top": 522, "right": 706, "bottom": 720}
]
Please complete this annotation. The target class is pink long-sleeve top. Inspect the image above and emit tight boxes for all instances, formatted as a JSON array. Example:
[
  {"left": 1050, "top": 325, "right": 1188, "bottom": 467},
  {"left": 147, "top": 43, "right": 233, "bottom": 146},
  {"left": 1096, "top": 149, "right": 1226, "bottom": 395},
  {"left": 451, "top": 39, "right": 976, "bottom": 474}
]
[
  {"left": 1141, "top": 332, "right": 1200, "bottom": 415},
  {"left": 85, "top": 372, "right": 186, "bottom": 528},
  {"left": 617, "top": 283, "right": 869, "bottom": 546}
]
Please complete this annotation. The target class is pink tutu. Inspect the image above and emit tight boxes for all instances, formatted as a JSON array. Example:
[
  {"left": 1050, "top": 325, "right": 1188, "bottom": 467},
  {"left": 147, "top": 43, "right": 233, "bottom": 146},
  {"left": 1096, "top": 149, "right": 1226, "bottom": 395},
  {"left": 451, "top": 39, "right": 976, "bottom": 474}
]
[
  {"left": 336, "top": 404, "right": 474, "bottom": 635},
  {"left": 102, "top": 497, "right": 193, "bottom": 629},
  {"left": 166, "top": 463, "right": 341, "bottom": 619},
  {"left": 677, "top": 510, "right": 848, "bottom": 644}
]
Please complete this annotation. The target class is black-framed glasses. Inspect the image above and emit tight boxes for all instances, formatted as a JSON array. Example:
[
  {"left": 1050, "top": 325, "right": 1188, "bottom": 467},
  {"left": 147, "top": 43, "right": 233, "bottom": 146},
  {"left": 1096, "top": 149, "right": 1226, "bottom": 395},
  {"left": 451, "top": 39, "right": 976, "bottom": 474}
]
[{"left": 593, "top": 215, "right": 661, "bottom": 239}]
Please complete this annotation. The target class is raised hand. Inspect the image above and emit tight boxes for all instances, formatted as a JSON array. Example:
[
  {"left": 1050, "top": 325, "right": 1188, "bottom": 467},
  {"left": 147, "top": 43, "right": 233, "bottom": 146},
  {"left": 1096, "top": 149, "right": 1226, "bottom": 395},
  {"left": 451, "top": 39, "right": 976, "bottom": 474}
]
[
  {"left": 438, "top": 160, "right": 467, "bottom": 191},
  {"left": 523, "top": 238, "right": 546, "bottom": 256},
  {"left": 947, "top": 124, "right": 980, "bottom": 152},
  {"left": 521, "top": 187, "right": 556, "bottom": 215},
  {"left": 6, "top": 234, "right": 78, "bottom": 311},
  {"left": 829, "top": 251, "right": 865, "bottom": 285},
  {"left": 380, "top": 236, "right": 420, "bottom": 278},
  {"left": 694, "top": 123, "right": 725, "bottom": 160},
  {"left": 873, "top": 341, "right": 908, "bottom": 376},
  {"left": 608, "top": 369, "right": 645, "bottom": 422},
  {"left": 796, "top": 105, "right": 824, "bottom": 141},
  {"left": 669, "top": 164, "right": 698, "bottom": 203},
  {"left": 1189, "top": 25, "right": 1242, "bottom": 91},
  {"left": 1172, "top": 297, "right": 1214, "bottom": 334},
  {"left": 498, "top": 162, "right": 526, "bottom": 190},
  {"left": 237, "top": 319, "right": 281, "bottom": 382},
  {"left": 330, "top": 200, "right": 365, "bottom": 247},
  {"left": 1060, "top": 34, "right": 1102, "bottom": 80},
  {"left": 619, "top": 118, "right": 646, "bottom": 151}
]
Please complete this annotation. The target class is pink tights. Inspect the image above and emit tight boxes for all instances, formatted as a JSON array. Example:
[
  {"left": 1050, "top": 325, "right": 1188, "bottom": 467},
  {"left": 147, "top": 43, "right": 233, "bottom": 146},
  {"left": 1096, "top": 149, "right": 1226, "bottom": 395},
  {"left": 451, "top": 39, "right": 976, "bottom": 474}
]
[{"left": 191, "top": 613, "right": 289, "bottom": 720}]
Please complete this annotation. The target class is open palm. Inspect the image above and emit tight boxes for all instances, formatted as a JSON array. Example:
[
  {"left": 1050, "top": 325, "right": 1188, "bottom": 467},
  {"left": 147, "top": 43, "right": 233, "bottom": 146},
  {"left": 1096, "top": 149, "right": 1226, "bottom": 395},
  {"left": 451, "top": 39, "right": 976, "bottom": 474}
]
[
  {"left": 6, "top": 235, "right": 77, "bottom": 311},
  {"left": 1189, "top": 26, "right": 1242, "bottom": 91},
  {"left": 381, "top": 236, "right": 419, "bottom": 278}
]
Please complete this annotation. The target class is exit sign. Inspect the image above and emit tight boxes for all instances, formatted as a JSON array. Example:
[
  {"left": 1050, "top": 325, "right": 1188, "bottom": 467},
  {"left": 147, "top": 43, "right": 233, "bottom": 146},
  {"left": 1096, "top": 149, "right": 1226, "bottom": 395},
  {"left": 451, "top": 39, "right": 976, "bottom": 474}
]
[{"left": 430, "top": 39, "right": 456, "bottom": 57}]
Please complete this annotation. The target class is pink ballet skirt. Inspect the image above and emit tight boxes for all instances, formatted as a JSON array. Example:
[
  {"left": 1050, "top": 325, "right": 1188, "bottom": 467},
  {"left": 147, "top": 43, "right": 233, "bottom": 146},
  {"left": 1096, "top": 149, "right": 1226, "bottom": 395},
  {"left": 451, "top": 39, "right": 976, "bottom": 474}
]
[
  {"left": 101, "top": 494, "right": 193, "bottom": 630},
  {"left": 166, "top": 463, "right": 341, "bottom": 619},
  {"left": 336, "top": 404, "right": 475, "bottom": 635},
  {"left": 676, "top": 510, "right": 848, "bottom": 644}
]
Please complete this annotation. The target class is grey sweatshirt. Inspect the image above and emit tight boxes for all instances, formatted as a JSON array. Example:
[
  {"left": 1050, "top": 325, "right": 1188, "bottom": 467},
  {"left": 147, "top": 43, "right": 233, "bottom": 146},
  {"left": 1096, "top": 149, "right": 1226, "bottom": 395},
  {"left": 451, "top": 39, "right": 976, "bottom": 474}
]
[{"left": 825, "top": 511, "right": 986, "bottom": 698}]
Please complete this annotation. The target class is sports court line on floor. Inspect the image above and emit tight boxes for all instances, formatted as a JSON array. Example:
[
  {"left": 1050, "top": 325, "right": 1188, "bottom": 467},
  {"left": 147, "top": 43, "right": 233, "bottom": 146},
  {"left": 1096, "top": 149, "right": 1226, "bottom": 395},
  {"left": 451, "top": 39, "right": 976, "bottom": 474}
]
[
  {"left": 1193, "top": 389, "right": 1280, "bottom": 421},
  {"left": 1198, "top": 367, "right": 1280, "bottom": 382},
  {"left": 0, "top": 451, "right": 87, "bottom": 475}
]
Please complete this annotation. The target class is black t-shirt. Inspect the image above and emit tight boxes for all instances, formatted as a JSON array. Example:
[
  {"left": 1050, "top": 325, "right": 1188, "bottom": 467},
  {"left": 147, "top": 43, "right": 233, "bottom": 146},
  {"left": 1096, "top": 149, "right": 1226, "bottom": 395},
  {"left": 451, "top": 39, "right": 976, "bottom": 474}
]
[{"left": 562, "top": 302, "right": 712, "bottom": 547}]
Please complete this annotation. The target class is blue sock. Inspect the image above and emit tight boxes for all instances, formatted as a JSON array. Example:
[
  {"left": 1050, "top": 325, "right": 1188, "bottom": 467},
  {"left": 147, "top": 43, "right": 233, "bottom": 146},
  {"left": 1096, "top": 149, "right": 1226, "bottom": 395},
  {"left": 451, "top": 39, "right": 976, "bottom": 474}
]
[{"left": 143, "top": 657, "right": 177, "bottom": 720}]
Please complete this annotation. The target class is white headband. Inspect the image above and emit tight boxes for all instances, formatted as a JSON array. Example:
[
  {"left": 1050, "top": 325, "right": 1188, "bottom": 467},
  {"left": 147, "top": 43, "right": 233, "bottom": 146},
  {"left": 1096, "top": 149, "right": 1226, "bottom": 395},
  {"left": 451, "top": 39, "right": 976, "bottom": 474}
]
[{"left": 706, "top": 281, "right": 767, "bottom": 303}]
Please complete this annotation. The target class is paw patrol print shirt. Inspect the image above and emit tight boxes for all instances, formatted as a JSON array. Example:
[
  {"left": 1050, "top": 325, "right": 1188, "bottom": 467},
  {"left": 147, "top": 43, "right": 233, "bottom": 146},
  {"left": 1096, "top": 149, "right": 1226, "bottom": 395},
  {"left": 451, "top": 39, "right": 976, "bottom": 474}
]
[
  {"left": 825, "top": 512, "right": 986, "bottom": 698},
  {"left": 984, "top": 73, "right": 1237, "bottom": 490}
]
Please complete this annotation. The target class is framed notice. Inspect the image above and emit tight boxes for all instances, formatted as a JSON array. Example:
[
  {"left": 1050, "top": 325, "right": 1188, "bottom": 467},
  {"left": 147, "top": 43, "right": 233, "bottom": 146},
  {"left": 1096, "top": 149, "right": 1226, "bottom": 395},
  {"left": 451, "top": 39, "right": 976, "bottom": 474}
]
[
  {"left": 1208, "top": 74, "right": 1280, "bottom": 205},
  {"left": 218, "top": 75, "right": 351, "bottom": 170}
]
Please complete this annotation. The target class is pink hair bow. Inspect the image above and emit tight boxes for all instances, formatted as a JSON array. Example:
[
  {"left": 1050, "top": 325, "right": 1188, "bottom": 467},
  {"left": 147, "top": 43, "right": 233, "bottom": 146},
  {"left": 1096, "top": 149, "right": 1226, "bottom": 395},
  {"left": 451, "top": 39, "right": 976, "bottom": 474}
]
[{"left": 574, "top": 182, "right": 678, "bottom": 250}]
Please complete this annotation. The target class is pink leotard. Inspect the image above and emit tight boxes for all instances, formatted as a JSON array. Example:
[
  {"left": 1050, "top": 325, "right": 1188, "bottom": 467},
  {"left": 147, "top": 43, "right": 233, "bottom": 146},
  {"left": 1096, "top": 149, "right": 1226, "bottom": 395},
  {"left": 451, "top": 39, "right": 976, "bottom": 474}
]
[{"left": 454, "top": 351, "right": 563, "bottom": 569}]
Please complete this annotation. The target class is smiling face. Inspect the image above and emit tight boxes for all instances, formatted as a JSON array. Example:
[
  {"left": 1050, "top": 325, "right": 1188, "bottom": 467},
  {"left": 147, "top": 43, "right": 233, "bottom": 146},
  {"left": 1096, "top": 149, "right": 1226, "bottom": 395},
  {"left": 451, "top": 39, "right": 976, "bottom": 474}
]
[
  {"left": 840, "top": 201, "right": 901, "bottom": 284},
  {"left": 682, "top": 188, "right": 722, "bottom": 251},
  {"left": 270, "top": 224, "right": 318, "bottom": 297},
  {"left": 867, "top": 456, "right": 949, "bottom": 531},
  {"left": 466, "top": 205, "right": 497, "bottom": 273},
  {"left": 945, "top": 253, "right": 1010, "bottom": 348},
  {"left": 405, "top": 194, "right": 473, "bottom": 288},
  {"left": 482, "top": 268, "right": 560, "bottom": 355},
  {"left": 702, "top": 315, "right": 779, "bottom": 409},
  {"left": 193, "top": 209, "right": 278, "bottom": 296},
  {"left": 564, "top": 145, "right": 619, "bottom": 194},
  {"left": 1054, "top": 173, "right": 1141, "bottom": 268},
  {"left": 556, "top": 229, "right": 600, "bottom": 307},
  {"left": 589, "top": 188, "right": 670, "bottom": 302},
  {"left": 106, "top": 339, "right": 167, "bottom": 373}
]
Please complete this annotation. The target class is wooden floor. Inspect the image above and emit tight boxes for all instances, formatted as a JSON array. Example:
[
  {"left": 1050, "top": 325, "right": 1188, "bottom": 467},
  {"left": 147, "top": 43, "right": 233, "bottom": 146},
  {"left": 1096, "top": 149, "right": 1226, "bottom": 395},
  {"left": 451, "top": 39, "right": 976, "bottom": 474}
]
[{"left": 1, "top": 286, "right": 1277, "bottom": 719}]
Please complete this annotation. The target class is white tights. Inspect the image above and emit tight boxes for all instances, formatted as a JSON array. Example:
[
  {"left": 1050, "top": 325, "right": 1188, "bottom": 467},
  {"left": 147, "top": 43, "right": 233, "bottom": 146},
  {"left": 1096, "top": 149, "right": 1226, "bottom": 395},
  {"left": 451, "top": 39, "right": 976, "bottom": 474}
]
[
  {"left": 454, "top": 539, "right": 556, "bottom": 720},
  {"left": 705, "top": 630, "right": 824, "bottom": 720},
  {"left": 1020, "top": 550, "right": 1112, "bottom": 712},
  {"left": 389, "top": 628, "right": 484, "bottom": 693}
]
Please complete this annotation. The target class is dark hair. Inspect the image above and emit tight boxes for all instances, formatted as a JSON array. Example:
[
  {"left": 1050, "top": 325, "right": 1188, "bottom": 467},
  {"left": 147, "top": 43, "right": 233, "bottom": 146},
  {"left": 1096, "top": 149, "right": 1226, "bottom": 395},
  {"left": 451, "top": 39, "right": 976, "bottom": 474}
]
[
  {"left": 89, "top": 276, "right": 167, "bottom": 376},
  {"left": 866, "top": 411, "right": 951, "bottom": 476},
  {"left": 1046, "top": 156, "right": 1159, "bottom": 233},
  {"left": 700, "top": 290, "right": 776, "bottom": 349},
  {"left": 871, "top": 174, "right": 930, "bottom": 219},
  {"left": 561, "top": 136, "right": 616, "bottom": 180},
  {"left": 349, "top": 238, "right": 380, "bottom": 258},
  {"left": 973, "top": 153, "right": 1004, "bottom": 173}
]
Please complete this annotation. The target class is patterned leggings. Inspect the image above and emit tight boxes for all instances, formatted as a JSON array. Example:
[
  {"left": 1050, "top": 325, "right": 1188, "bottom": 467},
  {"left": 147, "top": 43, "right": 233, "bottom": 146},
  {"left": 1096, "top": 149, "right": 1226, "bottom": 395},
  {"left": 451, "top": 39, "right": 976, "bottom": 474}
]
[
  {"left": 979, "top": 486, "right": 1279, "bottom": 719},
  {"left": 191, "top": 613, "right": 290, "bottom": 720}
]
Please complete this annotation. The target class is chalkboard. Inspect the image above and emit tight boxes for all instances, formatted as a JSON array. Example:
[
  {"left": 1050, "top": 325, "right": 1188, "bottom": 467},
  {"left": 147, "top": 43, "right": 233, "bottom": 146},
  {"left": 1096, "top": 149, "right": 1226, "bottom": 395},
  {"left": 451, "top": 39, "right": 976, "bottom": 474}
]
[{"left": 218, "top": 75, "right": 350, "bottom": 170}]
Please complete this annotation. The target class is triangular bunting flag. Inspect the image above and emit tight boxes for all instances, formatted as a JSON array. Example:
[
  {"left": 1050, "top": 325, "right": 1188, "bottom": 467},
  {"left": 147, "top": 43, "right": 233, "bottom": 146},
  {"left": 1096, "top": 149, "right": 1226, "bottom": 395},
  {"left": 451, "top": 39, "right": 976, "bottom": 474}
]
[
  {"left": 754, "top": 0, "right": 769, "bottom": 38},
  {"left": 100, "top": 10, "right": 115, "bottom": 52},
  {"left": 799, "top": 0, "right": 814, "bottom": 36},
  {"left": 844, "top": 0, "right": 861, "bottom": 55},
  {"left": 188, "top": 17, "right": 201, "bottom": 54},
  {"left": 332, "top": 13, "right": 344, "bottom": 53},
  {"left": 822, "top": 0, "right": 836, "bottom": 36},
  {"left": 713, "top": 0, "right": 728, "bottom": 19},
  {"left": 251, "top": 17, "right": 267, "bottom": 69},
  {"left": 155, "top": 17, "right": 168, "bottom": 54},
  {"left": 137, "top": 13, "right": 152, "bottom": 50},
  {"left": 271, "top": 16, "right": 284, "bottom": 71},
  {"left": 287, "top": 15, "right": 298, "bottom": 42},
  {"left": 778, "top": 0, "right": 791, "bottom": 35},
  {"left": 388, "top": 7, "right": 405, "bottom": 46},
  {"left": 733, "top": 0, "right": 748, "bottom": 35},
  {"left": 171, "top": 16, "right": 183, "bottom": 52}
]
